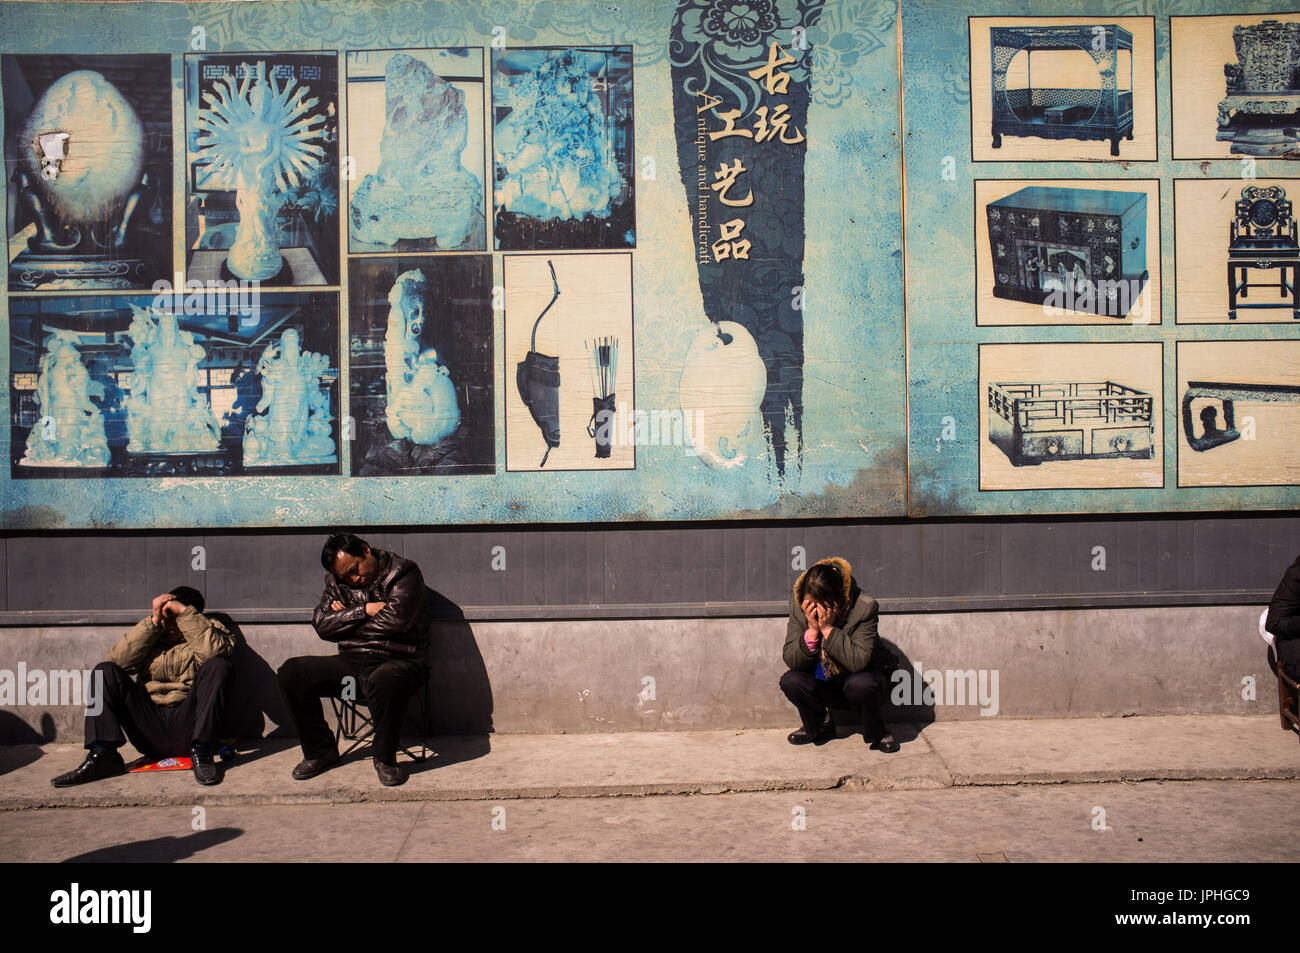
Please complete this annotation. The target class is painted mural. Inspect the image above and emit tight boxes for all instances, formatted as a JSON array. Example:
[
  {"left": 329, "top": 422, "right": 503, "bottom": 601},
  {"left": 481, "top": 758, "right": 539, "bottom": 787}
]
[
  {"left": 905, "top": 0, "right": 1300, "bottom": 517},
  {"left": 3, "top": 0, "right": 1297, "bottom": 529},
  {"left": 0, "top": 0, "right": 902, "bottom": 530}
]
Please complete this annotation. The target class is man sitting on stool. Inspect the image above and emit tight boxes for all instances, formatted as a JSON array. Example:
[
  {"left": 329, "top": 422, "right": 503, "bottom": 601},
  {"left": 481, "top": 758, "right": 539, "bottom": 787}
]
[
  {"left": 277, "top": 533, "right": 431, "bottom": 787},
  {"left": 779, "top": 558, "right": 898, "bottom": 752},
  {"left": 52, "top": 587, "right": 235, "bottom": 787}
]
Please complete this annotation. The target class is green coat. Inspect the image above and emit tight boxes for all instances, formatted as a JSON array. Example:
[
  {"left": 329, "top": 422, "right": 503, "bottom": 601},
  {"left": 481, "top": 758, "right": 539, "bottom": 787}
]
[
  {"left": 106, "top": 606, "right": 235, "bottom": 706},
  {"left": 782, "top": 557, "right": 881, "bottom": 677}
]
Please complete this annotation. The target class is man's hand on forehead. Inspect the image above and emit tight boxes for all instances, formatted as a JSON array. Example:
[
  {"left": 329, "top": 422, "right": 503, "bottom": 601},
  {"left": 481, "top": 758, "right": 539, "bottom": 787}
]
[{"left": 151, "top": 592, "right": 175, "bottom": 625}]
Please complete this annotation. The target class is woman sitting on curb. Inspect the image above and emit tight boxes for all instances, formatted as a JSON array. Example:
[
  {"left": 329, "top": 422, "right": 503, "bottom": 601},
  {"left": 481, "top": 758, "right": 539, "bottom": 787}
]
[{"left": 779, "top": 557, "right": 899, "bottom": 753}]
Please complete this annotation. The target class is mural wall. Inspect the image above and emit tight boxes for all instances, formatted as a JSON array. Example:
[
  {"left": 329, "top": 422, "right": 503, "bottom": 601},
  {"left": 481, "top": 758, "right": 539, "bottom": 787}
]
[
  {"left": 2, "top": 0, "right": 1297, "bottom": 529},
  {"left": 905, "top": 0, "right": 1300, "bottom": 516}
]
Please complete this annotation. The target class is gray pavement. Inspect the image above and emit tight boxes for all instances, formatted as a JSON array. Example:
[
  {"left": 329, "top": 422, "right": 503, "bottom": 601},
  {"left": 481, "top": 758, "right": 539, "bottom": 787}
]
[
  {"left": 0, "top": 713, "right": 1295, "bottom": 810},
  {"left": 2, "top": 713, "right": 1295, "bottom": 863},
  {"left": 2, "top": 780, "right": 1298, "bottom": 862}
]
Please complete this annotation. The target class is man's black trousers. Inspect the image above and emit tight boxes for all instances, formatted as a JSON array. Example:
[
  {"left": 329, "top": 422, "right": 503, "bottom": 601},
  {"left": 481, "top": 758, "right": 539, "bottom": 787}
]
[
  {"left": 779, "top": 668, "right": 889, "bottom": 740},
  {"left": 276, "top": 653, "right": 427, "bottom": 763},
  {"left": 86, "top": 657, "right": 233, "bottom": 757}
]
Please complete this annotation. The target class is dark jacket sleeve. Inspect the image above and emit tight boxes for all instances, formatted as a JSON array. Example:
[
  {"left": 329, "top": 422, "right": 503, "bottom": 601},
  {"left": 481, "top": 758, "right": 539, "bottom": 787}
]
[
  {"left": 354, "top": 562, "right": 427, "bottom": 643},
  {"left": 312, "top": 576, "right": 367, "bottom": 642},
  {"left": 823, "top": 593, "right": 880, "bottom": 674},
  {"left": 1266, "top": 558, "right": 1300, "bottom": 641},
  {"left": 783, "top": 593, "right": 820, "bottom": 672}
]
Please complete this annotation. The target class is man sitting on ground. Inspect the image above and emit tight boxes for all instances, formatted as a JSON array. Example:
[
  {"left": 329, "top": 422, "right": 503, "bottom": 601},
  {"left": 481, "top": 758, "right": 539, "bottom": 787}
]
[
  {"left": 277, "top": 533, "right": 431, "bottom": 787},
  {"left": 779, "top": 557, "right": 899, "bottom": 752},
  {"left": 52, "top": 587, "right": 235, "bottom": 787}
]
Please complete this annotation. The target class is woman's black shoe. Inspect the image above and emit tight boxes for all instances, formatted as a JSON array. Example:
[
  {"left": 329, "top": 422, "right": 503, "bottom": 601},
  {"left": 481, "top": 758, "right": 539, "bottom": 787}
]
[
  {"left": 867, "top": 733, "right": 900, "bottom": 753},
  {"left": 51, "top": 747, "right": 126, "bottom": 787}
]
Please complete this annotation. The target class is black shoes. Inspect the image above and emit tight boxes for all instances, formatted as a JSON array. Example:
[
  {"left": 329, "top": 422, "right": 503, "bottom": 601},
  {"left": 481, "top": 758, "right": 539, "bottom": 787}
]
[
  {"left": 867, "top": 733, "right": 900, "bottom": 753},
  {"left": 292, "top": 750, "right": 406, "bottom": 785},
  {"left": 51, "top": 746, "right": 126, "bottom": 787},
  {"left": 373, "top": 758, "right": 407, "bottom": 787},
  {"left": 291, "top": 749, "right": 340, "bottom": 780},
  {"left": 786, "top": 719, "right": 899, "bottom": 752},
  {"left": 191, "top": 744, "right": 221, "bottom": 786},
  {"left": 51, "top": 745, "right": 233, "bottom": 787},
  {"left": 787, "top": 720, "right": 836, "bottom": 746}
]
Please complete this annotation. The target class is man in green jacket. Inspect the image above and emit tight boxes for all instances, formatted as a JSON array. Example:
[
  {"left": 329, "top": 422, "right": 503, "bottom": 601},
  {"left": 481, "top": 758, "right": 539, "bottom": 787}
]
[
  {"left": 51, "top": 586, "right": 236, "bottom": 788},
  {"left": 780, "top": 557, "right": 898, "bottom": 752}
]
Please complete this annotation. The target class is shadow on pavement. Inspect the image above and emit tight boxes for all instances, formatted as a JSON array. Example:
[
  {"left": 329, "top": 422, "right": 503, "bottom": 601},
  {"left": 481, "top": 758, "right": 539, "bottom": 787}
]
[
  {"left": 220, "top": 736, "right": 298, "bottom": 768},
  {"left": 0, "top": 713, "right": 49, "bottom": 775},
  {"left": 879, "top": 640, "right": 938, "bottom": 740},
  {"left": 61, "top": 827, "right": 243, "bottom": 863},
  {"left": 825, "top": 639, "right": 937, "bottom": 746},
  {"left": 0, "top": 743, "right": 43, "bottom": 777},
  {"left": 407, "top": 734, "right": 491, "bottom": 775}
]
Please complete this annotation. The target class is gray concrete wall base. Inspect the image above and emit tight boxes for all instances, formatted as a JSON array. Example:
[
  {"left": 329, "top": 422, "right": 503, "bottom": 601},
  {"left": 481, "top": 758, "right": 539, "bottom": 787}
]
[{"left": 0, "top": 604, "right": 1280, "bottom": 743}]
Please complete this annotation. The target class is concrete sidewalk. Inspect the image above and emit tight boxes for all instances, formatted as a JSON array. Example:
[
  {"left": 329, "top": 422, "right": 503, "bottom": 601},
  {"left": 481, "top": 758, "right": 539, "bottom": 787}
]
[{"left": 1, "top": 714, "right": 1296, "bottom": 810}]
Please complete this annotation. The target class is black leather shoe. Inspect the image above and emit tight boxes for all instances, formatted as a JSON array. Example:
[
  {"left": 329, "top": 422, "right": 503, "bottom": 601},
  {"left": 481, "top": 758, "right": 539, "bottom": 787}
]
[
  {"left": 373, "top": 758, "right": 407, "bottom": 787},
  {"left": 291, "top": 750, "right": 340, "bottom": 780},
  {"left": 787, "top": 721, "right": 836, "bottom": 746},
  {"left": 51, "top": 747, "right": 125, "bottom": 787},
  {"left": 191, "top": 744, "right": 220, "bottom": 786},
  {"left": 868, "top": 733, "right": 900, "bottom": 753}
]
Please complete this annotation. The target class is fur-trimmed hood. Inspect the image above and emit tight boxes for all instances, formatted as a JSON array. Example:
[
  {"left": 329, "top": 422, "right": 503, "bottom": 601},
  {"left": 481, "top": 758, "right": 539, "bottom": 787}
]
[{"left": 792, "top": 556, "right": 855, "bottom": 606}]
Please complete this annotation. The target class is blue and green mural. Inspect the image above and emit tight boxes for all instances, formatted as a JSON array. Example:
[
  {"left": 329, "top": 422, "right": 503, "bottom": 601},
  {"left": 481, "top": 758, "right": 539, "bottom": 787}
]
[
  {"left": 2, "top": 0, "right": 1298, "bottom": 529},
  {"left": 0, "top": 0, "right": 903, "bottom": 529}
]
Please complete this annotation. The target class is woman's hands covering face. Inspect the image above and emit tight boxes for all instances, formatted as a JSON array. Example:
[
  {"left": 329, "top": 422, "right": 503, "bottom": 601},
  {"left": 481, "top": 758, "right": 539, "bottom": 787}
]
[{"left": 801, "top": 597, "right": 839, "bottom": 638}]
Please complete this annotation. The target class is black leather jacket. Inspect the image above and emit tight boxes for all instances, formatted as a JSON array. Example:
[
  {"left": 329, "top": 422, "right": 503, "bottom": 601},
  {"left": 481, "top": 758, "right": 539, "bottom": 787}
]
[
  {"left": 311, "top": 549, "right": 431, "bottom": 660},
  {"left": 1267, "top": 554, "right": 1300, "bottom": 642}
]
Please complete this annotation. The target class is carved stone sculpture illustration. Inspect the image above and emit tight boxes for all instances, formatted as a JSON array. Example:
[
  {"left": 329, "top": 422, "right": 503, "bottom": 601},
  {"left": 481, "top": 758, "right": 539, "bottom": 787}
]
[
  {"left": 679, "top": 321, "right": 767, "bottom": 470},
  {"left": 495, "top": 51, "right": 623, "bottom": 223},
  {"left": 195, "top": 61, "right": 327, "bottom": 280},
  {"left": 123, "top": 306, "right": 221, "bottom": 454},
  {"left": 19, "top": 328, "right": 110, "bottom": 468},
  {"left": 12, "top": 69, "right": 159, "bottom": 289},
  {"left": 384, "top": 269, "right": 461, "bottom": 446},
  {"left": 243, "top": 329, "right": 337, "bottom": 466},
  {"left": 350, "top": 54, "right": 482, "bottom": 249},
  {"left": 19, "top": 69, "right": 145, "bottom": 230}
]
